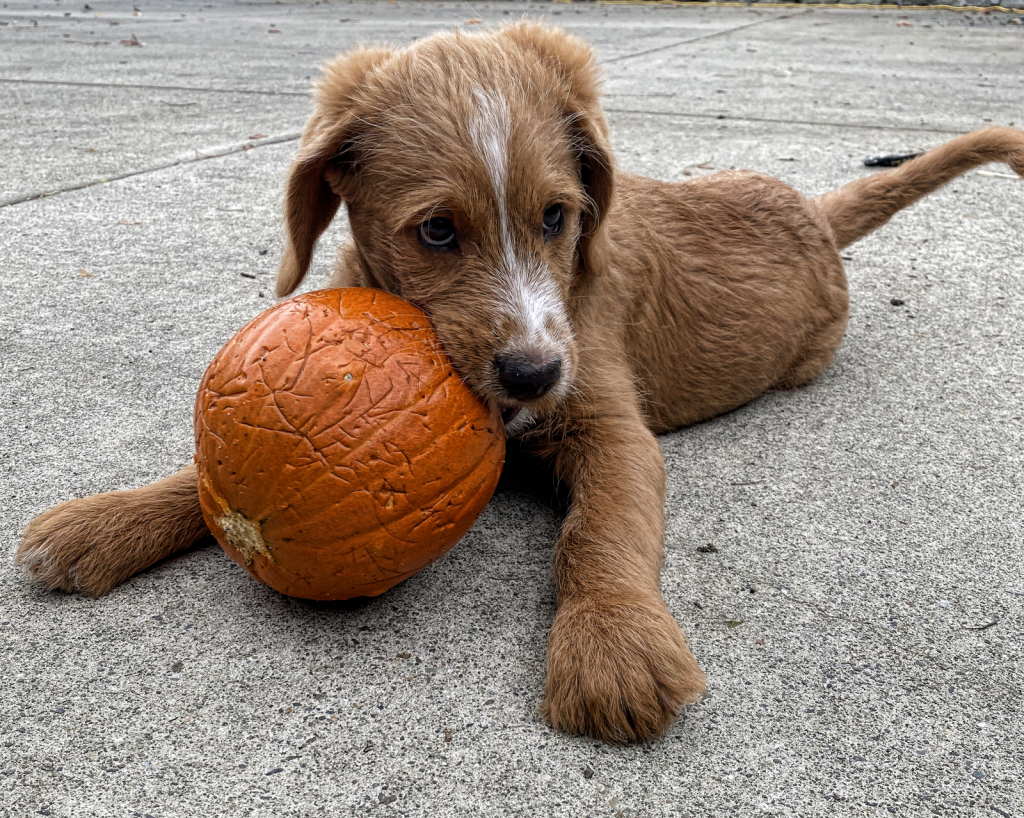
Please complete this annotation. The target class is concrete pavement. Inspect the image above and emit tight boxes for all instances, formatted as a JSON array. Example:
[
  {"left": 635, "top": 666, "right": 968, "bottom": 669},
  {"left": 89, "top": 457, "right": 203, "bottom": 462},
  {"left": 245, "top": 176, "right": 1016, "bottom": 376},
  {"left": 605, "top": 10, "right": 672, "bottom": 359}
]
[{"left": 2, "top": 2, "right": 1022, "bottom": 816}]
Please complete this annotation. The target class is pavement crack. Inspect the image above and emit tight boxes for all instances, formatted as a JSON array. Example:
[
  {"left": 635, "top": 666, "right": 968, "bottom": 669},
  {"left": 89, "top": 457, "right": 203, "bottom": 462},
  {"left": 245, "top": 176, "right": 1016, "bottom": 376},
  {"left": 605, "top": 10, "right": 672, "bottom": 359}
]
[
  {"left": 601, "top": 10, "right": 810, "bottom": 65},
  {"left": 0, "top": 131, "right": 301, "bottom": 208},
  {"left": 0, "top": 77, "right": 309, "bottom": 98},
  {"left": 602, "top": 107, "right": 970, "bottom": 136}
]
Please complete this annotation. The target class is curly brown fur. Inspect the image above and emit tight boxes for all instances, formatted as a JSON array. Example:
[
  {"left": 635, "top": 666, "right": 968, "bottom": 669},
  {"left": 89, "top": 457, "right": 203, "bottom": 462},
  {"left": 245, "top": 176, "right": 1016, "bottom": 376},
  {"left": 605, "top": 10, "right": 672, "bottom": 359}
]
[
  {"left": 16, "top": 465, "right": 208, "bottom": 597},
  {"left": 816, "top": 126, "right": 1024, "bottom": 249},
  {"left": 16, "top": 22, "right": 1023, "bottom": 744}
]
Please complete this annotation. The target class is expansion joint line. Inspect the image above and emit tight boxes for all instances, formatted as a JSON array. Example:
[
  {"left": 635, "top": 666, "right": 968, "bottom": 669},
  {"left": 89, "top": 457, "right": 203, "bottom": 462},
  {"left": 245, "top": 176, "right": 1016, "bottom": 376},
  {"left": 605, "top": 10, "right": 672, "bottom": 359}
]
[
  {"left": 601, "top": 9, "right": 811, "bottom": 64},
  {"left": 0, "top": 132, "right": 301, "bottom": 209}
]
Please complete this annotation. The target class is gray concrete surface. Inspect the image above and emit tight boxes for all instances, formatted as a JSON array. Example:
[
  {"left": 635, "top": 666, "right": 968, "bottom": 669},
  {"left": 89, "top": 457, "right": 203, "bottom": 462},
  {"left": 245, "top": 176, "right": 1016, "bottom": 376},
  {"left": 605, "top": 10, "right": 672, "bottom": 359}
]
[{"left": 2, "top": 2, "right": 1023, "bottom": 816}]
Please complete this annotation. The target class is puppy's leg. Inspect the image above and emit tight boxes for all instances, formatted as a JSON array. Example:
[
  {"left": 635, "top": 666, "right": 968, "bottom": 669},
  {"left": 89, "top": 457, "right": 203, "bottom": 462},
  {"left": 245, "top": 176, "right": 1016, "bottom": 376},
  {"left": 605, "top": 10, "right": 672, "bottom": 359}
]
[
  {"left": 775, "top": 314, "right": 849, "bottom": 389},
  {"left": 16, "top": 465, "right": 209, "bottom": 597},
  {"left": 535, "top": 387, "right": 706, "bottom": 744}
]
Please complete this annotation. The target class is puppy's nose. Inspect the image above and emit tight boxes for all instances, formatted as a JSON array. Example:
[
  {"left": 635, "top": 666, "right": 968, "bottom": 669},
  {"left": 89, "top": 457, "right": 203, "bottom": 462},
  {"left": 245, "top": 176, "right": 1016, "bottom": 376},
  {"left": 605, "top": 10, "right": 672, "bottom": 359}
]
[{"left": 494, "top": 355, "right": 562, "bottom": 401}]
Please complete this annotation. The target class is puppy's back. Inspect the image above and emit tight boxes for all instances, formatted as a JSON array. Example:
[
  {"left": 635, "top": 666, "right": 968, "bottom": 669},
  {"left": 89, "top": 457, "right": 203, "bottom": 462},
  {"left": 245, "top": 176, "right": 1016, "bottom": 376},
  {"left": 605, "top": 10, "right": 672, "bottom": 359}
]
[{"left": 607, "top": 172, "right": 849, "bottom": 430}]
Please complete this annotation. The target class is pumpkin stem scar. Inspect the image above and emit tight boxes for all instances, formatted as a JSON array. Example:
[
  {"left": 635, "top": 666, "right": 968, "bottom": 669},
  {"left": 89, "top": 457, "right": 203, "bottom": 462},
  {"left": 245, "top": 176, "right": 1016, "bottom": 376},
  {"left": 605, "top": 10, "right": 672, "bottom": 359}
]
[{"left": 216, "top": 510, "right": 271, "bottom": 565}]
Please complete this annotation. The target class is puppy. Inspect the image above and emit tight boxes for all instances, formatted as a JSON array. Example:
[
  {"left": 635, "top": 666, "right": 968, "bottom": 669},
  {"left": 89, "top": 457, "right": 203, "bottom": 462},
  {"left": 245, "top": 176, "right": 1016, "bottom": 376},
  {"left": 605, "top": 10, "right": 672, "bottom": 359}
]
[{"left": 17, "top": 22, "right": 1024, "bottom": 744}]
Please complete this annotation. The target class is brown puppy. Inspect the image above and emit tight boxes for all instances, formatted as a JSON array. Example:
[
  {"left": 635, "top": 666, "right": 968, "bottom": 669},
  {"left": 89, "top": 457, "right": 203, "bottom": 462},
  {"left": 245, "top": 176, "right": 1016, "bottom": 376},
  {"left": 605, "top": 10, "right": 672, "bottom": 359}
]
[{"left": 17, "top": 22, "right": 1024, "bottom": 744}]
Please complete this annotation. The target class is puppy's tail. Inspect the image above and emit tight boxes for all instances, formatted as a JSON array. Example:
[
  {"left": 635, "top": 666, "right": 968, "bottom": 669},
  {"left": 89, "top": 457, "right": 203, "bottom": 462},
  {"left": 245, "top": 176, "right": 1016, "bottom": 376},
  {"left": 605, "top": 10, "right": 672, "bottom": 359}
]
[{"left": 815, "top": 126, "right": 1024, "bottom": 250}]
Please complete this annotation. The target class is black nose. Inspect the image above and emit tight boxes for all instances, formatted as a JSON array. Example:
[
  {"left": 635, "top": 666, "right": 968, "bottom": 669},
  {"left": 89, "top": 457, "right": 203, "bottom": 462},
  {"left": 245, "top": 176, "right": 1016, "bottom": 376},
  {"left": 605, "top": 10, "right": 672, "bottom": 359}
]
[{"left": 494, "top": 355, "right": 562, "bottom": 401}]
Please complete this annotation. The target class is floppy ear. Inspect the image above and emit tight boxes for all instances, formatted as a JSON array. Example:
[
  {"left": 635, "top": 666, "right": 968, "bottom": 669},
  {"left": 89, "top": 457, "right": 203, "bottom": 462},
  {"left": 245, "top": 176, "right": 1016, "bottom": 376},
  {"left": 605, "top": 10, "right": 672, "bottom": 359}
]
[
  {"left": 500, "top": 23, "right": 615, "bottom": 278},
  {"left": 567, "top": 100, "right": 615, "bottom": 280},
  {"left": 276, "top": 46, "right": 393, "bottom": 298}
]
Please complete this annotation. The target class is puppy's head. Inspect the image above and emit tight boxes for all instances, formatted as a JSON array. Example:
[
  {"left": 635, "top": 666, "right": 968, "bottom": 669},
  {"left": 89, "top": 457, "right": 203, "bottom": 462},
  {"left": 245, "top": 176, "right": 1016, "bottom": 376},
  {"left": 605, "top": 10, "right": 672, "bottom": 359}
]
[{"left": 277, "top": 22, "right": 614, "bottom": 434}]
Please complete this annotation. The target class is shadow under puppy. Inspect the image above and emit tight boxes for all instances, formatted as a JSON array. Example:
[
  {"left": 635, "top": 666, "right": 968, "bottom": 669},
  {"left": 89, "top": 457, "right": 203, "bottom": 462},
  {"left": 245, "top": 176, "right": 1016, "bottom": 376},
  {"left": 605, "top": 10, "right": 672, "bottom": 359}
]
[{"left": 17, "top": 22, "right": 1024, "bottom": 744}]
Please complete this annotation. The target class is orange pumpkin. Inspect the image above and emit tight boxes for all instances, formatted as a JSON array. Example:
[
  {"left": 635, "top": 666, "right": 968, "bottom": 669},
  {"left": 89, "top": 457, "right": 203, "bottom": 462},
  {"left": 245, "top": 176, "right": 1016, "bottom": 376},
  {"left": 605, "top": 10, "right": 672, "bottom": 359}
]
[{"left": 194, "top": 288, "right": 505, "bottom": 600}]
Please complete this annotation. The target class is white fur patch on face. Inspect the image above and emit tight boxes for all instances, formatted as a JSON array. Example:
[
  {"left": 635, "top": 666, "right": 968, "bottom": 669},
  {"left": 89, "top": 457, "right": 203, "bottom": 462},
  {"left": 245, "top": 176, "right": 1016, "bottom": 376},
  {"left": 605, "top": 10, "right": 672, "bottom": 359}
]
[
  {"left": 470, "top": 89, "right": 572, "bottom": 380},
  {"left": 470, "top": 89, "right": 512, "bottom": 243},
  {"left": 510, "top": 270, "right": 567, "bottom": 344}
]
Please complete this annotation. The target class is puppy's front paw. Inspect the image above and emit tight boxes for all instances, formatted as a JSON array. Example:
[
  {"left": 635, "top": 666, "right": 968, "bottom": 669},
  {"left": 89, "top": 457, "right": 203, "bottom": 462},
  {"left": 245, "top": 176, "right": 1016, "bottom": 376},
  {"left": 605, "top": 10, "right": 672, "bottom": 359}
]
[
  {"left": 16, "top": 495, "right": 133, "bottom": 597},
  {"left": 542, "top": 595, "right": 706, "bottom": 744}
]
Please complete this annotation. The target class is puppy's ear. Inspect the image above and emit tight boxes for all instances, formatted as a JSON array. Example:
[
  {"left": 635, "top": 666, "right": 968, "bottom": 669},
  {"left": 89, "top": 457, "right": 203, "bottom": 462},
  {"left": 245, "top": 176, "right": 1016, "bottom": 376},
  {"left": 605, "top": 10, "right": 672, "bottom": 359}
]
[
  {"left": 568, "top": 102, "right": 615, "bottom": 279},
  {"left": 500, "top": 23, "right": 615, "bottom": 276},
  {"left": 276, "top": 46, "right": 392, "bottom": 298}
]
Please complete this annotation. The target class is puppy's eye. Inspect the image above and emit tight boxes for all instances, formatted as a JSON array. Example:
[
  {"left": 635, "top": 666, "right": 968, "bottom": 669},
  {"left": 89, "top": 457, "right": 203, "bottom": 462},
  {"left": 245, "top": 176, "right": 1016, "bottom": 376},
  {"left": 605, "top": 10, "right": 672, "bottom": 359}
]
[
  {"left": 542, "top": 204, "right": 563, "bottom": 239},
  {"left": 419, "top": 217, "right": 457, "bottom": 250}
]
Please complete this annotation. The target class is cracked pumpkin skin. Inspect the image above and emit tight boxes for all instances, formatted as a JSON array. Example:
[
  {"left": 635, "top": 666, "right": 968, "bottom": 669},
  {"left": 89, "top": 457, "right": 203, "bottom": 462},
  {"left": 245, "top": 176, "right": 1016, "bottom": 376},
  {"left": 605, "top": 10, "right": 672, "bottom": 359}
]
[{"left": 194, "top": 288, "right": 505, "bottom": 600}]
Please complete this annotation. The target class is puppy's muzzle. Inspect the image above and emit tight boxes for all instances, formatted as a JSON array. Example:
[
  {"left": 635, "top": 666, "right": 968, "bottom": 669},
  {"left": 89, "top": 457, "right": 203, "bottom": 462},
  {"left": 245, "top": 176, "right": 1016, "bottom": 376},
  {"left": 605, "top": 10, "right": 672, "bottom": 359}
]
[{"left": 494, "top": 354, "right": 562, "bottom": 401}]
